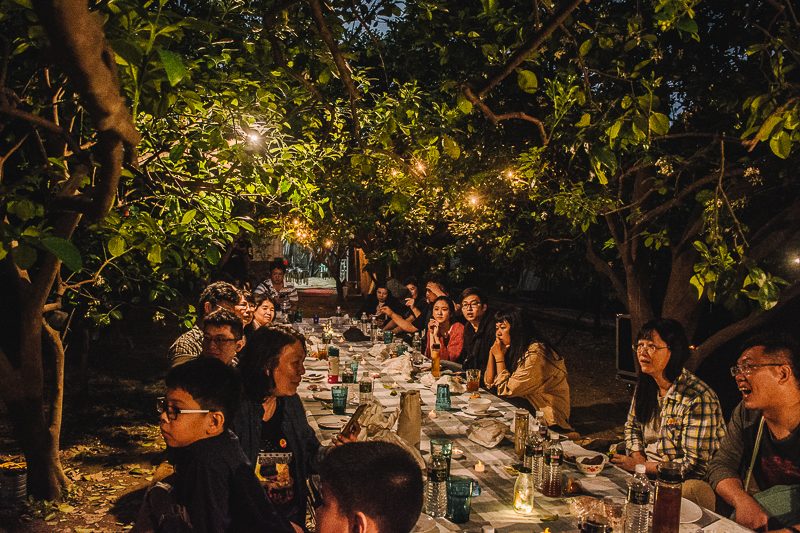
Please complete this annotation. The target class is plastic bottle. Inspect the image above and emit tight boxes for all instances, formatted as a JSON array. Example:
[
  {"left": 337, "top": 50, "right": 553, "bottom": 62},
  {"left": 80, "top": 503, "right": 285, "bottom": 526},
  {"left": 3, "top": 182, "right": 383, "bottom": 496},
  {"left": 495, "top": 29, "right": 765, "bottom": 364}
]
[
  {"left": 535, "top": 410, "right": 548, "bottom": 440},
  {"left": 512, "top": 466, "right": 535, "bottom": 515},
  {"left": 360, "top": 312, "right": 369, "bottom": 335},
  {"left": 425, "top": 453, "right": 448, "bottom": 517},
  {"left": 525, "top": 424, "right": 544, "bottom": 490},
  {"left": 412, "top": 332, "right": 422, "bottom": 353},
  {"left": 431, "top": 342, "right": 441, "bottom": 377},
  {"left": 541, "top": 433, "right": 563, "bottom": 497},
  {"left": 624, "top": 463, "right": 651, "bottom": 533}
]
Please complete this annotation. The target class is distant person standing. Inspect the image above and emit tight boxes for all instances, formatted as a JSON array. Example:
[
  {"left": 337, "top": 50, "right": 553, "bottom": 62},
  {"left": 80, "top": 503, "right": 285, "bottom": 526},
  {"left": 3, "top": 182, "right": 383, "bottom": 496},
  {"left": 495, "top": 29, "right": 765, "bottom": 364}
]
[
  {"left": 169, "top": 281, "right": 239, "bottom": 367},
  {"left": 254, "top": 258, "right": 298, "bottom": 312}
]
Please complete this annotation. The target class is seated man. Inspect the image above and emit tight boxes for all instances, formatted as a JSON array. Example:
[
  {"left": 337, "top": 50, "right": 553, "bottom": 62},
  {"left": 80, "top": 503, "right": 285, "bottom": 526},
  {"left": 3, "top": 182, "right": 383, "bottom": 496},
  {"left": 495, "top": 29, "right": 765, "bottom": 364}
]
[
  {"left": 133, "top": 358, "right": 294, "bottom": 533},
  {"left": 200, "top": 309, "right": 245, "bottom": 366},
  {"left": 253, "top": 258, "right": 298, "bottom": 312},
  {"left": 169, "top": 281, "right": 239, "bottom": 367},
  {"left": 457, "top": 288, "right": 496, "bottom": 377},
  {"left": 705, "top": 332, "right": 800, "bottom": 531},
  {"left": 316, "top": 441, "right": 423, "bottom": 533}
]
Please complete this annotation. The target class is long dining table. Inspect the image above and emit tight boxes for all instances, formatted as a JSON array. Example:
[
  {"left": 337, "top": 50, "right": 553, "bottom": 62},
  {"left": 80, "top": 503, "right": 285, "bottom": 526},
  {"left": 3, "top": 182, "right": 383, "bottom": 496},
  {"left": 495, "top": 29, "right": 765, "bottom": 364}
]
[{"left": 291, "top": 319, "right": 752, "bottom": 533}]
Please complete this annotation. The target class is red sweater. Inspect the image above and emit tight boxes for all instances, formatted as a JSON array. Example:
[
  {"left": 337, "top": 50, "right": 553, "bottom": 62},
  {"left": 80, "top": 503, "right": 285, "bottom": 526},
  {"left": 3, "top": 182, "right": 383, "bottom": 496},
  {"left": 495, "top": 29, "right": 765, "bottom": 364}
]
[{"left": 425, "top": 322, "right": 465, "bottom": 362}]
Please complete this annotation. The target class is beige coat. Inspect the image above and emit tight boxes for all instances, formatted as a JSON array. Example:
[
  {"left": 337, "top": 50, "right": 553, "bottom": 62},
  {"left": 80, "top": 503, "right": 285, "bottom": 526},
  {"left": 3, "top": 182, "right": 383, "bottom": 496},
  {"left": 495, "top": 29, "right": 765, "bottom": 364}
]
[{"left": 493, "top": 343, "right": 571, "bottom": 429}]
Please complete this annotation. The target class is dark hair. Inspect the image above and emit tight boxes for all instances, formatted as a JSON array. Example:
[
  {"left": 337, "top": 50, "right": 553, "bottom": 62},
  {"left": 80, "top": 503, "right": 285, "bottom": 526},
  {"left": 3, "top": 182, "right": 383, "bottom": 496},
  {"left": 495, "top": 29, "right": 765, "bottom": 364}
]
[
  {"left": 165, "top": 358, "right": 242, "bottom": 429},
  {"left": 493, "top": 307, "right": 549, "bottom": 373},
  {"left": 240, "top": 290, "right": 255, "bottom": 305},
  {"left": 633, "top": 318, "right": 691, "bottom": 426},
  {"left": 203, "top": 309, "right": 243, "bottom": 339},
  {"left": 740, "top": 332, "right": 800, "bottom": 385},
  {"left": 254, "top": 291, "right": 277, "bottom": 310},
  {"left": 459, "top": 287, "right": 487, "bottom": 306},
  {"left": 237, "top": 326, "right": 306, "bottom": 401},
  {"left": 269, "top": 258, "right": 287, "bottom": 273},
  {"left": 199, "top": 281, "right": 239, "bottom": 319},
  {"left": 403, "top": 276, "right": 419, "bottom": 289},
  {"left": 431, "top": 296, "right": 455, "bottom": 317},
  {"left": 319, "top": 442, "right": 423, "bottom": 533},
  {"left": 425, "top": 278, "right": 448, "bottom": 296}
]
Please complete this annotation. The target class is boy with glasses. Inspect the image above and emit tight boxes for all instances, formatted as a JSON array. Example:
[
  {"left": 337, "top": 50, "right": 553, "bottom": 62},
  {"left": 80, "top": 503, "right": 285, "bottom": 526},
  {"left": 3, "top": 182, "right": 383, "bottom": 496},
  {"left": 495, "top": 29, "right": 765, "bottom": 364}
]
[
  {"left": 132, "top": 358, "right": 294, "bottom": 533},
  {"left": 704, "top": 333, "right": 800, "bottom": 531},
  {"left": 201, "top": 309, "right": 245, "bottom": 366}
]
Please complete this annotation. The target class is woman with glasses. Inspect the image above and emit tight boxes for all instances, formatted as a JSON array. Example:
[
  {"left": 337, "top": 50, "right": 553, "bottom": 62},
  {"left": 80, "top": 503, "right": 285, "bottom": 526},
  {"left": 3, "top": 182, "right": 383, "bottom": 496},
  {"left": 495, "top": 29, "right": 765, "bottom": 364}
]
[
  {"left": 484, "top": 307, "right": 572, "bottom": 430},
  {"left": 611, "top": 318, "right": 726, "bottom": 479}
]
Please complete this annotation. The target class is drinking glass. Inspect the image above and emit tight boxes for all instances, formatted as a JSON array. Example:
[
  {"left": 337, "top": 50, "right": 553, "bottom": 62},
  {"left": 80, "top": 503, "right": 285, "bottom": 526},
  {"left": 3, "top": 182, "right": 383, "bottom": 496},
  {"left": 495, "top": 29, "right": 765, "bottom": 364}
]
[
  {"left": 446, "top": 476, "right": 481, "bottom": 524},
  {"left": 331, "top": 386, "right": 348, "bottom": 415},
  {"left": 431, "top": 438, "right": 453, "bottom": 477},
  {"left": 466, "top": 369, "right": 481, "bottom": 392},
  {"left": 359, "top": 377, "right": 373, "bottom": 405}
]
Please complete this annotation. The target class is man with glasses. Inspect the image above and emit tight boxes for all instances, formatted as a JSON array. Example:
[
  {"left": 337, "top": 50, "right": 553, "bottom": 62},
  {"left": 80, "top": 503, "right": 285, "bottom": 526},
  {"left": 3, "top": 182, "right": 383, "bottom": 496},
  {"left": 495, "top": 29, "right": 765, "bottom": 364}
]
[
  {"left": 706, "top": 333, "right": 800, "bottom": 531},
  {"left": 201, "top": 309, "right": 245, "bottom": 366},
  {"left": 457, "top": 288, "right": 495, "bottom": 380},
  {"left": 169, "top": 281, "right": 240, "bottom": 367}
]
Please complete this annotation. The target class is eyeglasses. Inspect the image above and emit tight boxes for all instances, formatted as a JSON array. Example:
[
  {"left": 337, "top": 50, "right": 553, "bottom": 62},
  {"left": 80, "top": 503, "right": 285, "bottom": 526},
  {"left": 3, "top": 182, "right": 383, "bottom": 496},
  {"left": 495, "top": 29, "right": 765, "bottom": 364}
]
[
  {"left": 157, "top": 397, "right": 210, "bottom": 420},
  {"left": 634, "top": 344, "right": 669, "bottom": 355},
  {"left": 461, "top": 300, "right": 482, "bottom": 309},
  {"left": 730, "top": 364, "right": 783, "bottom": 377},
  {"left": 203, "top": 336, "right": 239, "bottom": 345}
]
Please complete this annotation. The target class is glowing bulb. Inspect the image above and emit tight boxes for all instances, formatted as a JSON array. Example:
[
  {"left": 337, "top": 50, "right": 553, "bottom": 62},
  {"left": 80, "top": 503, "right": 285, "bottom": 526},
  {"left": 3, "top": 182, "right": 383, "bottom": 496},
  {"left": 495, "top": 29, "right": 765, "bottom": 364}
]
[
  {"left": 416, "top": 162, "right": 425, "bottom": 172},
  {"left": 248, "top": 133, "right": 260, "bottom": 142},
  {"left": 506, "top": 170, "right": 514, "bottom": 178},
  {"left": 795, "top": 258, "right": 800, "bottom": 264},
  {"left": 470, "top": 197, "right": 478, "bottom": 205},
  {"left": 391, "top": 169, "right": 398, "bottom": 176},
  {"left": 326, "top": 241, "right": 333, "bottom": 247},
  {"left": 293, "top": 219, "right": 299, "bottom": 225}
]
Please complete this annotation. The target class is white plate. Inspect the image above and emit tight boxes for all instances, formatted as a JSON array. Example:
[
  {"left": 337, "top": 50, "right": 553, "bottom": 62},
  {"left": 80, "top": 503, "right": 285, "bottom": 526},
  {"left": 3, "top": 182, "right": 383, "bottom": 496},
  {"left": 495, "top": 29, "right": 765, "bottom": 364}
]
[
  {"left": 302, "top": 373, "right": 325, "bottom": 382},
  {"left": 460, "top": 405, "right": 500, "bottom": 417},
  {"left": 312, "top": 391, "right": 333, "bottom": 401},
  {"left": 317, "top": 415, "right": 350, "bottom": 429},
  {"left": 680, "top": 497, "right": 703, "bottom": 523}
]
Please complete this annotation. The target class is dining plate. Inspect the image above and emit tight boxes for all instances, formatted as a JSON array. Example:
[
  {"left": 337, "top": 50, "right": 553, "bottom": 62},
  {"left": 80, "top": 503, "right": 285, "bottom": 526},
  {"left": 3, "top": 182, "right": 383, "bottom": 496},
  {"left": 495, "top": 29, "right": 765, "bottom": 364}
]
[
  {"left": 680, "top": 497, "right": 703, "bottom": 523},
  {"left": 317, "top": 415, "right": 349, "bottom": 429},
  {"left": 460, "top": 405, "right": 501, "bottom": 417},
  {"left": 312, "top": 391, "right": 333, "bottom": 402},
  {"left": 302, "top": 373, "right": 325, "bottom": 382}
]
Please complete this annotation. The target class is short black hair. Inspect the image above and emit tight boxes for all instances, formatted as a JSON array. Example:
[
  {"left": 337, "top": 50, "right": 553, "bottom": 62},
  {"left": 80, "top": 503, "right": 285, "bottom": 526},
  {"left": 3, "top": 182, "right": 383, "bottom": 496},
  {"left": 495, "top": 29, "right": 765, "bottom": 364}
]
[
  {"left": 741, "top": 331, "right": 800, "bottom": 382},
  {"left": 203, "top": 309, "right": 243, "bottom": 339},
  {"left": 459, "top": 287, "right": 487, "bottom": 305},
  {"left": 165, "top": 358, "right": 242, "bottom": 429},
  {"left": 254, "top": 291, "right": 277, "bottom": 310},
  {"left": 199, "top": 281, "right": 239, "bottom": 318},
  {"left": 240, "top": 289, "right": 255, "bottom": 305},
  {"left": 319, "top": 442, "right": 423, "bottom": 533},
  {"left": 237, "top": 326, "right": 306, "bottom": 401},
  {"left": 269, "top": 258, "right": 288, "bottom": 273},
  {"left": 432, "top": 296, "right": 455, "bottom": 315}
]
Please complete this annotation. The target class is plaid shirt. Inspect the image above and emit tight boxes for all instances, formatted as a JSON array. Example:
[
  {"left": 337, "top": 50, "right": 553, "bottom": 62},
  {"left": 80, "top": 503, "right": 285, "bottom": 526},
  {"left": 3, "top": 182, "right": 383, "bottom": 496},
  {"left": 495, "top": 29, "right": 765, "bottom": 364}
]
[
  {"left": 624, "top": 368, "right": 726, "bottom": 479},
  {"left": 168, "top": 326, "right": 203, "bottom": 367}
]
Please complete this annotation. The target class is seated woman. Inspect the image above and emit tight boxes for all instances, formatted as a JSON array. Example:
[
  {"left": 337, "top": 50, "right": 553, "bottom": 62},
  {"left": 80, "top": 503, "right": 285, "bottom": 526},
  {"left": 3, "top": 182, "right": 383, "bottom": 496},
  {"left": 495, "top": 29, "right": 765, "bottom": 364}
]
[
  {"left": 424, "top": 297, "right": 464, "bottom": 362},
  {"left": 247, "top": 293, "right": 276, "bottom": 335},
  {"left": 484, "top": 308, "right": 571, "bottom": 430},
  {"left": 232, "top": 327, "right": 355, "bottom": 529},
  {"left": 384, "top": 277, "right": 427, "bottom": 334},
  {"left": 611, "top": 318, "right": 725, "bottom": 479}
]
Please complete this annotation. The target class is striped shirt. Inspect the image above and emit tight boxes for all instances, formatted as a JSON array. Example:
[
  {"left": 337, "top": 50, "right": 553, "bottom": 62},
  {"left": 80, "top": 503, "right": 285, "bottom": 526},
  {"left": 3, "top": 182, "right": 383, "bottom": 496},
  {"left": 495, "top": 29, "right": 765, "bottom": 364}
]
[{"left": 624, "top": 368, "right": 726, "bottom": 479}]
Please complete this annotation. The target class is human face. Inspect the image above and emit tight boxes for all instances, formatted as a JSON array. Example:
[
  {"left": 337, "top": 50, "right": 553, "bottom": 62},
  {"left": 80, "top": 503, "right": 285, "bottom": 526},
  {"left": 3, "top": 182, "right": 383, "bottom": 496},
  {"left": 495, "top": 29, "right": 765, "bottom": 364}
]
[
  {"left": 204, "top": 299, "right": 237, "bottom": 317},
  {"left": 316, "top": 484, "right": 350, "bottom": 533},
  {"left": 425, "top": 287, "right": 438, "bottom": 304},
  {"left": 496, "top": 320, "right": 511, "bottom": 347},
  {"left": 235, "top": 296, "right": 254, "bottom": 325},
  {"left": 254, "top": 300, "right": 275, "bottom": 327},
  {"left": 432, "top": 300, "right": 451, "bottom": 325},
  {"left": 270, "top": 268, "right": 285, "bottom": 286},
  {"left": 272, "top": 341, "right": 306, "bottom": 397},
  {"left": 461, "top": 295, "right": 486, "bottom": 326},
  {"left": 376, "top": 288, "right": 388, "bottom": 303},
  {"left": 159, "top": 388, "right": 213, "bottom": 448},
  {"left": 202, "top": 325, "right": 243, "bottom": 365},
  {"left": 734, "top": 346, "right": 786, "bottom": 410},
  {"left": 407, "top": 284, "right": 418, "bottom": 299},
  {"left": 636, "top": 331, "right": 671, "bottom": 380}
]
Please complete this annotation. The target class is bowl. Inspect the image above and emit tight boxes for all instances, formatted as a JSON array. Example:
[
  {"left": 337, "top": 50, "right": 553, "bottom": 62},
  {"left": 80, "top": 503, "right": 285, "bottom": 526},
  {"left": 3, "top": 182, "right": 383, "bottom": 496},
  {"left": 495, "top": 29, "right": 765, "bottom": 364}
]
[
  {"left": 467, "top": 398, "right": 492, "bottom": 414},
  {"left": 576, "top": 455, "right": 607, "bottom": 477}
]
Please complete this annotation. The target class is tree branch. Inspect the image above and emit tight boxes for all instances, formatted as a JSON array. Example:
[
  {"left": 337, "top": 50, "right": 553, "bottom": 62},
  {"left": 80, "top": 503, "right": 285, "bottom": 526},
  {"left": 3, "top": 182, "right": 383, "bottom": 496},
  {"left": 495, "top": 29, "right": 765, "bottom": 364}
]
[
  {"left": 585, "top": 235, "right": 627, "bottom": 306},
  {"left": 461, "top": 84, "right": 548, "bottom": 144},
  {"left": 0, "top": 106, "right": 82, "bottom": 155}
]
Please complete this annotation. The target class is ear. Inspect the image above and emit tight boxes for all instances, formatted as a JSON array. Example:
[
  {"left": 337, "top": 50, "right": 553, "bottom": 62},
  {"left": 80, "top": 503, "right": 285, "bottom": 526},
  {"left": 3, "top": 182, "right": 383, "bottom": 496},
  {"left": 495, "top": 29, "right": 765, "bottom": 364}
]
[
  {"left": 205, "top": 411, "right": 225, "bottom": 435},
  {"left": 203, "top": 301, "right": 215, "bottom": 315},
  {"left": 778, "top": 364, "right": 794, "bottom": 385},
  {"left": 350, "top": 511, "right": 370, "bottom": 533},
  {"left": 236, "top": 338, "right": 246, "bottom": 353}
]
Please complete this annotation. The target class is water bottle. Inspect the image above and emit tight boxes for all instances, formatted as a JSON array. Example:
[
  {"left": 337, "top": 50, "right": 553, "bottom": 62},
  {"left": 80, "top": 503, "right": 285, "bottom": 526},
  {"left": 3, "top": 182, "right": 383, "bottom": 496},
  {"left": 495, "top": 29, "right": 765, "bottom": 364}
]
[
  {"left": 425, "top": 453, "right": 448, "bottom": 517},
  {"left": 513, "top": 467, "right": 535, "bottom": 515},
  {"left": 412, "top": 332, "right": 422, "bottom": 353},
  {"left": 535, "top": 410, "right": 548, "bottom": 440},
  {"left": 280, "top": 298, "right": 290, "bottom": 322},
  {"left": 525, "top": 425, "right": 544, "bottom": 490},
  {"left": 624, "top": 464, "right": 651, "bottom": 533},
  {"left": 370, "top": 317, "right": 378, "bottom": 341},
  {"left": 360, "top": 312, "right": 369, "bottom": 335},
  {"left": 335, "top": 306, "right": 343, "bottom": 318},
  {"left": 542, "top": 433, "right": 563, "bottom": 497}
]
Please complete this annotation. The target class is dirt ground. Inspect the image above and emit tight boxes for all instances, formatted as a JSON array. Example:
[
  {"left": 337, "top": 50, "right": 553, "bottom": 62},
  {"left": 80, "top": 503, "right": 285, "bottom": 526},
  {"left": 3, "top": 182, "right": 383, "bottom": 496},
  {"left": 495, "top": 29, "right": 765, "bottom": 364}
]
[{"left": 0, "top": 294, "right": 632, "bottom": 532}]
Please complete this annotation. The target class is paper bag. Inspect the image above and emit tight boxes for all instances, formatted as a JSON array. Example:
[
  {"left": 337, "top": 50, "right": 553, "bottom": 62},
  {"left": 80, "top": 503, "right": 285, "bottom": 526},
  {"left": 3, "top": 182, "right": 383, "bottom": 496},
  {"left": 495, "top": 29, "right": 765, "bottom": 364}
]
[{"left": 397, "top": 390, "right": 421, "bottom": 450}]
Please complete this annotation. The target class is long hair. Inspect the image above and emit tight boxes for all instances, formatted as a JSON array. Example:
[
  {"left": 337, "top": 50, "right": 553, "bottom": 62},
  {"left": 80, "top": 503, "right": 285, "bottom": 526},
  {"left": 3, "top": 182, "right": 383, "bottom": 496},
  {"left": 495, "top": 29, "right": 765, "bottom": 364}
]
[
  {"left": 493, "top": 307, "right": 550, "bottom": 373},
  {"left": 237, "top": 326, "right": 305, "bottom": 402},
  {"left": 633, "top": 318, "right": 690, "bottom": 426}
]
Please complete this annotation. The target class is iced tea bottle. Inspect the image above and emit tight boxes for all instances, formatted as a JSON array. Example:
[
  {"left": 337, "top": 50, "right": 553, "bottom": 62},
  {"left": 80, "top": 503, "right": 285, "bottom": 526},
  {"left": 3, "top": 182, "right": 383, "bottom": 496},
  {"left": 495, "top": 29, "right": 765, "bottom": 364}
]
[{"left": 652, "top": 461, "right": 682, "bottom": 533}]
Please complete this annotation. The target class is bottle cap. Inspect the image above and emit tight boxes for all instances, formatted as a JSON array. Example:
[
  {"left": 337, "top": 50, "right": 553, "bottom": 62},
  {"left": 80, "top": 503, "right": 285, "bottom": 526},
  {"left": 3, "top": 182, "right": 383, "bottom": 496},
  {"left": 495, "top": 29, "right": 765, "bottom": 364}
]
[
  {"left": 635, "top": 464, "right": 646, "bottom": 474},
  {"left": 515, "top": 409, "right": 529, "bottom": 416},
  {"left": 536, "top": 410, "right": 544, "bottom": 417},
  {"left": 482, "top": 527, "right": 495, "bottom": 533},
  {"left": 518, "top": 466, "right": 531, "bottom": 474}
]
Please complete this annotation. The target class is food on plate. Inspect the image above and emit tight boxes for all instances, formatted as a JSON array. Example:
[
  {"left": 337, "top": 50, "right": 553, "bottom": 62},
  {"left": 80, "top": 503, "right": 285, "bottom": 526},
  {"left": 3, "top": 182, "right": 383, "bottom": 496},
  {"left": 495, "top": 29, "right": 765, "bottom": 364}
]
[
  {"left": 306, "top": 384, "right": 329, "bottom": 391},
  {"left": 579, "top": 455, "right": 605, "bottom": 465},
  {"left": 566, "top": 477, "right": 582, "bottom": 494},
  {"left": 470, "top": 393, "right": 481, "bottom": 399},
  {"left": 563, "top": 453, "right": 576, "bottom": 464}
]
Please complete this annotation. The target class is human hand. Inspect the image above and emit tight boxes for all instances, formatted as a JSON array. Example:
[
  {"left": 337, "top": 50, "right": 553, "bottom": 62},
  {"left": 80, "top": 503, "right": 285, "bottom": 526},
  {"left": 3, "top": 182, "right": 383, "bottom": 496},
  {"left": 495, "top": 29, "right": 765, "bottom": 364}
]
[
  {"left": 378, "top": 305, "right": 392, "bottom": 318},
  {"left": 426, "top": 282, "right": 445, "bottom": 298},
  {"left": 405, "top": 297, "right": 415, "bottom": 308},
  {"left": 331, "top": 421, "right": 361, "bottom": 446},
  {"left": 732, "top": 495, "right": 769, "bottom": 531},
  {"left": 610, "top": 453, "right": 643, "bottom": 472}
]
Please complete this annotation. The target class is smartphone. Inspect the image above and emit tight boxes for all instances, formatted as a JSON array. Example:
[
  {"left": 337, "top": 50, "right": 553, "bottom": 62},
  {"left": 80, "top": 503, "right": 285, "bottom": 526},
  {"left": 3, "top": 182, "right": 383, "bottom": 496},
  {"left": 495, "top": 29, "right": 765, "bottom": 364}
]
[{"left": 340, "top": 404, "right": 368, "bottom": 438}]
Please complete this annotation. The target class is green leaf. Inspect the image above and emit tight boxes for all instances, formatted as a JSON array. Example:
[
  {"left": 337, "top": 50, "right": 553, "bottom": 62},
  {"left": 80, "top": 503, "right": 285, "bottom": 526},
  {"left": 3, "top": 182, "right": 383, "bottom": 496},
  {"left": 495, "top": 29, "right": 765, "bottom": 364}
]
[
  {"left": 649, "top": 113, "right": 670, "bottom": 136},
  {"left": 42, "top": 237, "right": 82, "bottom": 272},
  {"left": 579, "top": 39, "right": 592, "bottom": 56},
  {"left": 11, "top": 244, "right": 37, "bottom": 270},
  {"left": 758, "top": 115, "right": 783, "bottom": 141},
  {"left": 457, "top": 92, "right": 473, "bottom": 115},
  {"left": 238, "top": 220, "right": 256, "bottom": 233},
  {"left": 676, "top": 17, "right": 698, "bottom": 34},
  {"left": 108, "top": 236, "right": 126, "bottom": 257},
  {"left": 769, "top": 131, "right": 791, "bottom": 159},
  {"left": 156, "top": 48, "right": 187, "bottom": 87},
  {"left": 480, "top": 0, "right": 497, "bottom": 15},
  {"left": 758, "top": 281, "right": 779, "bottom": 310},
  {"left": 576, "top": 114, "right": 591, "bottom": 128},
  {"left": 517, "top": 70, "right": 538, "bottom": 93},
  {"left": 206, "top": 245, "right": 221, "bottom": 265},
  {"left": 181, "top": 209, "right": 197, "bottom": 225},
  {"left": 148, "top": 244, "right": 162, "bottom": 264},
  {"left": 442, "top": 136, "right": 460, "bottom": 159}
]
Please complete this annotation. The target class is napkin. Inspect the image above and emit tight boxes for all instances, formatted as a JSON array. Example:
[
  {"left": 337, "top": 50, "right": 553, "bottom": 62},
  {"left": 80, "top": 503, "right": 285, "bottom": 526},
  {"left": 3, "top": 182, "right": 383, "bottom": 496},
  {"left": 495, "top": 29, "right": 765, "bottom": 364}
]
[
  {"left": 357, "top": 400, "right": 396, "bottom": 438},
  {"left": 397, "top": 390, "right": 421, "bottom": 450},
  {"left": 428, "top": 375, "right": 465, "bottom": 395},
  {"left": 367, "top": 344, "right": 391, "bottom": 361},
  {"left": 382, "top": 354, "right": 413, "bottom": 381},
  {"left": 466, "top": 418, "right": 508, "bottom": 448}
]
